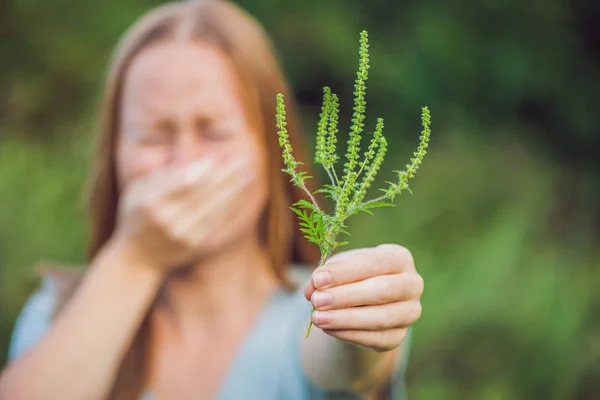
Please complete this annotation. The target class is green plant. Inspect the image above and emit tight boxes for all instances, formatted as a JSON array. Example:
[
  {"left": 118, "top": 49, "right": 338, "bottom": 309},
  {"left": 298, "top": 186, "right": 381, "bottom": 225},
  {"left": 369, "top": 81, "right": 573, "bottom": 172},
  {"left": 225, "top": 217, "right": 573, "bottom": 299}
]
[{"left": 276, "top": 30, "right": 432, "bottom": 338}]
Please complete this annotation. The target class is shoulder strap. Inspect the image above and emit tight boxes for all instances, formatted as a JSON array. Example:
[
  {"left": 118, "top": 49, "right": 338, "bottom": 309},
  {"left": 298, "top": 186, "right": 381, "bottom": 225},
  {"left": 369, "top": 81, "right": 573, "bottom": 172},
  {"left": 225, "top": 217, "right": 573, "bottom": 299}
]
[
  {"left": 7, "top": 276, "right": 59, "bottom": 362},
  {"left": 8, "top": 263, "right": 85, "bottom": 362}
]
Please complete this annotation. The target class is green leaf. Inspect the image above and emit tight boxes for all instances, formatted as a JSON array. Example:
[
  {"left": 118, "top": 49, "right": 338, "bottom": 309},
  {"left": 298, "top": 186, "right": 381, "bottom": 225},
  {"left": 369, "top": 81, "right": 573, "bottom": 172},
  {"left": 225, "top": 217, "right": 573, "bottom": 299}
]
[
  {"left": 313, "top": 188, "right": 335, "bottom": 198},
  {"left": 313, "top": 188, "right": 331, "bottom": 194},
  {"left": 363, "top": 201, "right": 395, "bottom": 209},
  {"left": 294, "top": 199, "right": 316, "bottom": 210},
  {"left": 295, "top": 172, "right": 312, "bottom": 181},
  {"left": 305, "top": 236, "right": 320, "bottom": 244},
  {"left": 315, "top": 184, "right": 337, "bottom": 193},
  {"left": 289, "top": 207, "right": 304, "bottom": 217},
  {"left": 313, "top": 212, "right": 323, "bottom": 228}
]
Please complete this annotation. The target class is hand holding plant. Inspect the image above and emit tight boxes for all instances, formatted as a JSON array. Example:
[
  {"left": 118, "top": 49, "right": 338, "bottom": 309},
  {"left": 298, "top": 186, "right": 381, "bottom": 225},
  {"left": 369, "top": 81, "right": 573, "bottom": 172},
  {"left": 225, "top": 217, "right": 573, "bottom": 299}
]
[{"left": 276, "top": 30, "right": 431, "bottom": 338}]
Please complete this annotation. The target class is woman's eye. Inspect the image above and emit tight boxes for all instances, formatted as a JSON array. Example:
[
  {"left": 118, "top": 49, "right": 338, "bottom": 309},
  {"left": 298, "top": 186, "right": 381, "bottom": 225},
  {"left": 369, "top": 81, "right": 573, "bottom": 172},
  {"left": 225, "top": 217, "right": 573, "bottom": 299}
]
[
  {"left": 196, "top": 120, "right": 232, "bottom": 141},
  {"left": 139, "top": 135, "right": 168, "bottom": 145},
  {"left": 140, "top": 121, "right": 176, "bottom": 145},
  {"left": 205, "top": 126, "right": 232, "bottom": 140}
]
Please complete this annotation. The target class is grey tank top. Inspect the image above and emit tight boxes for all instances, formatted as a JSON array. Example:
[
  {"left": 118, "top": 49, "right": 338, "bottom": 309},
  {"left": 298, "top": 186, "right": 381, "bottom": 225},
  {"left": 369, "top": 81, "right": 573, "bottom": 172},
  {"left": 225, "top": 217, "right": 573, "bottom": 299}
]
[{"left": 7, "top": 266, "right": 410, "bottom": 399}]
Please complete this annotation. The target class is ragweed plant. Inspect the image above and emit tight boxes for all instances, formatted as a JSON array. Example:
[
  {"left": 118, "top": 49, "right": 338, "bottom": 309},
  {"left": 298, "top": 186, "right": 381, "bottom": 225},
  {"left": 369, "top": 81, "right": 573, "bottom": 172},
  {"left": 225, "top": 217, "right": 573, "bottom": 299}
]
[{"left": 276, "top": 30, "right": 432, "bottom": 338}]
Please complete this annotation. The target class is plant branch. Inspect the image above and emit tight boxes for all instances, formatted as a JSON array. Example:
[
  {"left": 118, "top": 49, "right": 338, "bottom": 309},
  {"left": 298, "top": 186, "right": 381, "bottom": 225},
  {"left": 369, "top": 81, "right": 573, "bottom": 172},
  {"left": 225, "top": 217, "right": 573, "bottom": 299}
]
[
  {"left": 297, "top": 179, "right": 322, "bottom": 212},
  {"left": 306, "top": 236, "right": 336, "bottom": 338},
  {"left": 354, "top": 193, "right": 391, "bottom": 211},
  {"left": 276, "top": 30, "right": 432, "bottom": 340},
  {"left": 331, "top": 168, "right": 340, "bottom": 186},
  {"left": 324, "top": 167, "right": 336, "bottom": 187},
  {"left": 303, "top": 187, "right": 321, "bottom": 211}
]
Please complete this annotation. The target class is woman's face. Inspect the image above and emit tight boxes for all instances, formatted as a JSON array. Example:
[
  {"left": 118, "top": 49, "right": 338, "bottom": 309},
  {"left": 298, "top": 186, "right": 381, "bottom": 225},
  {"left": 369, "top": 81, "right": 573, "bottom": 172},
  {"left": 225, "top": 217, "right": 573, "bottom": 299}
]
[{"left": 116, "top": 39, "right": 269, "bottom": 253}]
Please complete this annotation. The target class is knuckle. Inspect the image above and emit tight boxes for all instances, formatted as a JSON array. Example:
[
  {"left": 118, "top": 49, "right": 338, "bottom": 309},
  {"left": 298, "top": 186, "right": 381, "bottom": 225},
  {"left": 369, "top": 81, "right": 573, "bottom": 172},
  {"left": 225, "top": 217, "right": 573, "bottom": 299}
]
[
  {"left": 163, "top": 220, "right": 187, "bottom": 244},
  {"left": 376, "top": 243, "right": 400, "bottom": 260},
  {"left": 377, "top": 244, "right": 414, "bottom": 270},
  {"left": 378, "top": 243, "right": 404, "bottom": 259},
  {"left": 375, "top": 307, "right": 394, "bottom": 330},
  {"left": 369, "top": 331, "right": 389, "bottom": 351},
  {"left": 165, "top": 226, "right": 183, "bottom": 244},
  {"left": 398, "top": 246, "right": 415, "bottom": 268},
  {"left": 376, "top": 243, "right": 400, "bottom": 254},
  {"left": 397, "top": 328, "right": 409, "bottom": 344},
  {"left": 379, "top": 330, "right": 405, "bottom": 352},
  {"left": 412, "top": 273, "right": 425, "bottom": 297},
  {"left": 371, "top": 245, "right": 390, "bottom": 267},
  {"left": 407, "top": 301, "right": 422, "bottom": 324},
  {"left": 139, "top": 201, "right": 158, "bottom": 223},
  {"left": 378, "top": 277, "right": 395, "bottom": 302}
]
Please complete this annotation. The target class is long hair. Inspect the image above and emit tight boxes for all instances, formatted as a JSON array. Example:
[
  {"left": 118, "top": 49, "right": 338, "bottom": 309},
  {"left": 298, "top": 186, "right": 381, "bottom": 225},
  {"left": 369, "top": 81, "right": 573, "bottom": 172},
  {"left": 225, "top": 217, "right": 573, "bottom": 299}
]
[
  {"left": 88, "top": 0, "right": 321, "bottom": 284},
  {"left": 47, "top": 1, "right": 324, "bottom": 398}
]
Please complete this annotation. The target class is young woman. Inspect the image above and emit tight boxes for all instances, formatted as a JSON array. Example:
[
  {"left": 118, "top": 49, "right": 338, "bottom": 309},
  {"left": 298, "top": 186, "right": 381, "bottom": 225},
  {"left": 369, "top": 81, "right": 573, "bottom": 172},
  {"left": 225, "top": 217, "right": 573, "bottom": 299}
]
[{"left": 0, "top": 1, "right": 424, "bottom": 399}]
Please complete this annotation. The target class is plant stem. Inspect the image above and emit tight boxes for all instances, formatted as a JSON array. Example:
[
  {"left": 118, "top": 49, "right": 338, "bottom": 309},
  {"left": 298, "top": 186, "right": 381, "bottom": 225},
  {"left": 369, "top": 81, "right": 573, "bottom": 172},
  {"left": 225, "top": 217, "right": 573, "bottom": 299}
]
[
  {"left": 324, "top": 168, "right": 336, "bottom": 187},
  {"left": 331, "top": 167, "right": 340, "bottom": 186},
  {"left": 297, "top": 180, "right": 322, "bottom": 212},
  {"left": 356, "top": 193, "right": 390, "bottom": 209},
  {"left": 306, "top": 309, "right": 315, "bottom": 338},
  {"left": 306, "top": 231, "right": 336, "bottom": 338},
  {"left": 355, "top": 162, "right": 367, "bottom": 182}
]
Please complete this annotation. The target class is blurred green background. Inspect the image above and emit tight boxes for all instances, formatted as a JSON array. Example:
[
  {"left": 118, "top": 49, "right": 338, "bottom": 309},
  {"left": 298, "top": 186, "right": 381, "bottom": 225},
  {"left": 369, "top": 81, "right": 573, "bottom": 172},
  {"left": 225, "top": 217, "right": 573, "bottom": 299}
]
[{"left": 1, "top": 0, "right": 599, "bottom": 398}]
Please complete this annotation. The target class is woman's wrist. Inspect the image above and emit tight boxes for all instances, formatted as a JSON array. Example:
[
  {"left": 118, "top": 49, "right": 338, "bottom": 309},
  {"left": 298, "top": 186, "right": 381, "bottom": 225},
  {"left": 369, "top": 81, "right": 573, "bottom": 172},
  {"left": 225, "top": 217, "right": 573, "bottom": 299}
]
[
  {"left": 348, "top": 346, "right": 399, "bottom": 394},
  {"left": 96, "top": 235, "right": 166, "bottom": 287}
]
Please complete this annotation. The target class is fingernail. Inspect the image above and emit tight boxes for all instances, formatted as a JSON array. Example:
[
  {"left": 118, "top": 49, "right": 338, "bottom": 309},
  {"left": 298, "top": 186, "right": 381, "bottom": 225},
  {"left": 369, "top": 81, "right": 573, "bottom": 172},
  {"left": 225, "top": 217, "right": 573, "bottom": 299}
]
[
  {"left": 311, "top": 291, "right": 333, "bottom": 308},
  {"left": 312, "top": 310, "right": 331, "bottom": 325},
  {"left": 312, "top": 271, "right": 331, "bottom": 288}
]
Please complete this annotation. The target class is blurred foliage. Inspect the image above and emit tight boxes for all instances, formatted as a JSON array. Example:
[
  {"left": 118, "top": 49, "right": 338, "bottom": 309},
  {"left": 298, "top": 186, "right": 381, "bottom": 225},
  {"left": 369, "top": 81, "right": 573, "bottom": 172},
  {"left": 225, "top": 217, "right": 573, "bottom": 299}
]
[{"left": 1, "top": 0, "right": 599, "bottom": 399}]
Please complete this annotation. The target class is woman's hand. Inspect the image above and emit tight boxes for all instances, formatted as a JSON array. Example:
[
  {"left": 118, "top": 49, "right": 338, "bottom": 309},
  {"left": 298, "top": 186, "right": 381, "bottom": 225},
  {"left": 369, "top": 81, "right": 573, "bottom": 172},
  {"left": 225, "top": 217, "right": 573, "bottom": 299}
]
[
  {"left": 110, "top": 156, "right": 254, "bottom": 273},
  {"left": 303, "top": 244, "right": 423, "bottom": 352}
]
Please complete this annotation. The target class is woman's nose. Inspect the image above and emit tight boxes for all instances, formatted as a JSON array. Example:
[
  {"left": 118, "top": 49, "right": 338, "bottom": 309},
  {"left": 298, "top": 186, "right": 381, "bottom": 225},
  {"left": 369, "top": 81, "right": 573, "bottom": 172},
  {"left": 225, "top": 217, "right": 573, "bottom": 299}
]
[{"left": 166, "top": 132, "right": 205, "bottom": 167}]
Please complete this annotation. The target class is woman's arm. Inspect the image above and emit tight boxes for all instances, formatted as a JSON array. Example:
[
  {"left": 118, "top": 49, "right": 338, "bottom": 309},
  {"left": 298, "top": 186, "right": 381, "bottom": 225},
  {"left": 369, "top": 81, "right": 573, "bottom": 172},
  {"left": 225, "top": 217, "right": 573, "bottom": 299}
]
[
  {"left": 0, "top": 156, "right": 252, "bottom": 400},
  {"left": 301, "top": 325, "right": 407, "bottom": 394},
  {"left": 0, "top": 240, "right": 163, "bottom": 400}
]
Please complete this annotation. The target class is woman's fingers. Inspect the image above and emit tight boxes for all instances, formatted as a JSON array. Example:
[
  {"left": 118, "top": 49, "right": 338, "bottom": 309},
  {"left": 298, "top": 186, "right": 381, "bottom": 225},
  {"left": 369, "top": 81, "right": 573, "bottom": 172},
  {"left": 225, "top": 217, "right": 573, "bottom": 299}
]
[
  {"left": 114, "top": 154, "right": 258, "bottom": 268},
  {"left": 132, "top": 157, "right": 211, "bottom": 203},
  {"left": 175, "top": 162, "right": 255, "bottom": 240},
  {"left": 322, "top": 327, "right": 409, "bottom": 353},
  {"left": 161, "top": 155, "right": 245, "bottom": 201},
  {"left": 311, "top": 245, "right": 415, "bottom": 291},
  {"left": 312, "top": 300, "right": 422, "bottom": 331},
  {"left": 303, "top": 280, "right": 316, "bottom": 302},
  {"left": 310, "top": 273, "right": 423, "bottom": 310},
  {"left": 155, "top": 156, "right": 250, "bottom": 222}
]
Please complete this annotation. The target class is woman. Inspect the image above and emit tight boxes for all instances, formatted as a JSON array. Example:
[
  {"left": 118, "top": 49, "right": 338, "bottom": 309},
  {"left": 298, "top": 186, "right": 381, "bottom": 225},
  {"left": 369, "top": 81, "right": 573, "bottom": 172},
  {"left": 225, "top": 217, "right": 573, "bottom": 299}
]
[{"left": 0, "top": 1, "right": 424, "bottom": 399}]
